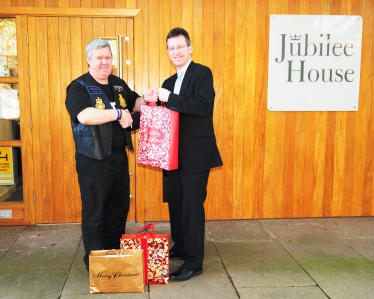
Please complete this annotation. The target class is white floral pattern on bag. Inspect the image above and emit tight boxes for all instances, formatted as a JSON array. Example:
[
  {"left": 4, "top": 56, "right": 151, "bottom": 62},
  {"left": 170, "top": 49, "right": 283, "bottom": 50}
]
[
  {"left": 137, "top": 105, "right": 178, "bottom": 170},
  {"left": 120, "top": 236, "right": 169, "bottom": 284}
]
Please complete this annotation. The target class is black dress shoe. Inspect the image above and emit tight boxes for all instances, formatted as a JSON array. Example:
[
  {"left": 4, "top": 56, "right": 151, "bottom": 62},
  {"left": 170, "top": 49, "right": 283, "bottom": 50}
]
[
  {"left": 169, "top": 251, "right": 186, "bottom": 259},
  {"left": 170, "top": 267, "right": 202, "bottom": 282}
]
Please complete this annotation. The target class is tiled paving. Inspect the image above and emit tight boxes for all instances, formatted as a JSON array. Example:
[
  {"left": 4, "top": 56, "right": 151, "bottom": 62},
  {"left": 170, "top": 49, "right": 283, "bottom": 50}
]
[{"left": 0, "top": 217, "right": 373, "bottom": 299}]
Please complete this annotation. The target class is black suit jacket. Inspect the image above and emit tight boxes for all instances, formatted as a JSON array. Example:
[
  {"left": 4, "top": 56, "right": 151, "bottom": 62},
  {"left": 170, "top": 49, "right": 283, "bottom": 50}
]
[{"left": 162, "top": 61, "right": 223, "bottom": 173}]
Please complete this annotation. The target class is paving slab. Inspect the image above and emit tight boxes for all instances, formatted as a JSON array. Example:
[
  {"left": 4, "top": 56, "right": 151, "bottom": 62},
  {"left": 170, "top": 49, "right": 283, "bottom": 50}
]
[
  {"left": 61, "top": 245, "right": 150, "bottom": 299},
  {"left": 0, "top": 225, "right": 25, "bottom": 258},
  {"left": 150, "top": 263, "right": 238, "bottom": 299},
  {"left": 148, "top": 221, "right": 171, "bottom": 235},
  {"left": 237, "top": 286, "right": 328, "bottom": 299},
  {"left": 0, "top": 268, "right": 68, "bottom": 299},
  {"left": 204, "top": 240, "right": 222, "bottom": 263},
  {"left": 125, "top": 221, "right": 171, "bottom": 235},
  {"left": 0, "top": 224, "right": 82, "bottom": 270},
  {"left": 259, "top": 219, "right": 360, "bottom": 259},
  {"left": 206, "top": 220, "right": 273, "bottom": 242},
  {"left": 62, "top": 247, "right": 234, "bottom": 299},
  {"left": 298, "top": 258, "right": 374, "bottom": 299},
  {"left": 61, "top": 246, "right": 90, "bottom": 296},
  {"left": 314, "top": 217, "right": 374, "bottom": 239},
  {"left": 344, "top": 239, "right": 374, "bottom": 262},
  {"left": 215, "top": 241, "right": 314, "bottom": 287}
]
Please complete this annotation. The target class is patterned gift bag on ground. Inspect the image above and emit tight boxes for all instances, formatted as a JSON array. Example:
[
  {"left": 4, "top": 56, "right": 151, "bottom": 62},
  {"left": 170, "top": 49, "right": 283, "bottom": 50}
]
[
  {"left": 137, "top": 104, "right": 179, "bottom": 170},
  {"left": 120, "top": 223, "right": 169, "bottom": 284}
]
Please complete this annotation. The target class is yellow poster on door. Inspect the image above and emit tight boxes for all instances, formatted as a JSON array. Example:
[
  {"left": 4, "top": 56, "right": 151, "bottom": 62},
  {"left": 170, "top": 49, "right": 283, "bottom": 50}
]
[{"left": 0, "top": 147, "right": 14, "bottom": 185}]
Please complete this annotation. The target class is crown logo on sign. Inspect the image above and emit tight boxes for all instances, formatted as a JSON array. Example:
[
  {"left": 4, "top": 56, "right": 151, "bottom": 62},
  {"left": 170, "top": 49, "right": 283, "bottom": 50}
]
[{"left": 290, "top": 34, "right": 301, "bottom": 41}]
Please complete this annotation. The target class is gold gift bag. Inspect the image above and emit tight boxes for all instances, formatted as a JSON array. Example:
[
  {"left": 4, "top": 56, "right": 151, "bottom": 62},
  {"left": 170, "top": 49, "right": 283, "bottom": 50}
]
[{"left": 89, "top": 249, "right": 144, "bottom": 293}]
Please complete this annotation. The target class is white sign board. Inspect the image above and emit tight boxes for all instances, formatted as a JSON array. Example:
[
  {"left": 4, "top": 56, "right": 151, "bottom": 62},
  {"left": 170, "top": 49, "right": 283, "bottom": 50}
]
[
  {"left": 0, "top": 87, "right": 19, "bottom": 119},
  {"left": 268, "top": 15, "right": 363, "bottom": 111}
]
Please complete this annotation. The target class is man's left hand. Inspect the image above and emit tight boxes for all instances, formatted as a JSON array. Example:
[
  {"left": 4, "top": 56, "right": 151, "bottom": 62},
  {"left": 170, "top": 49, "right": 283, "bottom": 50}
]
[
  {"left": 157, "top": 88, "right": 171, "bottom": 102},
  {"left": 118, "top": 109, "right": 133, "bottom": 128}
]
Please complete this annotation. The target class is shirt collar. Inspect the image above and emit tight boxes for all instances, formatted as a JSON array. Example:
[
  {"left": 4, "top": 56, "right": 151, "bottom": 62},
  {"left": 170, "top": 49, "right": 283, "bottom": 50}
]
[{"left": 177, "top": 60, "right": 192, "bottom": 77}]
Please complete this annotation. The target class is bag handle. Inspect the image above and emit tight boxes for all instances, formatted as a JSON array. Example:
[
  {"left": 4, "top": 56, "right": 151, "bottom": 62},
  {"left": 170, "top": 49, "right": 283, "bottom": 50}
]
[
  {"left": 108, "top": 249, "right": 134, "bottom": 260},
  {"left": 135, "top": 223, "right": 155, "bottom": 237},
  {"left": 147, "top": 102, "right": 165, "bottom": 107},
  {"left": 106, "top": 249, "right": 121, "bottom": 261}
]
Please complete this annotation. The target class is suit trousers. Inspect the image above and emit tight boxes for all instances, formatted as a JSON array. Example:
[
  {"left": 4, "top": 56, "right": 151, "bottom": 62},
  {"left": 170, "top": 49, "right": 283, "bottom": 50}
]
[
  {"left": 167, "top": 166, "right": 210, "bottom": 271},
  {"left": 75, "top": 149, "right": 130, "bottom": 269}
]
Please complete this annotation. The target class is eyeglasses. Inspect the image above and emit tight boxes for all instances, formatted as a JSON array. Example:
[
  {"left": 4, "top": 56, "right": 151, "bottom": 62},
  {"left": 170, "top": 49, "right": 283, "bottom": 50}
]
[{"left": 167, "top": 45, "right": 188, "bottom": 53}]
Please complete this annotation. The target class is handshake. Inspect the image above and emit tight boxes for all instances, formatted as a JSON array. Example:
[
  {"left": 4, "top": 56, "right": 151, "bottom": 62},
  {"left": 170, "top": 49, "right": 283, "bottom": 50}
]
[
  {"left": 118, "top": 87, "right": 172, "bottom": 130},
  {"left": 143, "top": 87, "right": 171, "bottom": 104}
]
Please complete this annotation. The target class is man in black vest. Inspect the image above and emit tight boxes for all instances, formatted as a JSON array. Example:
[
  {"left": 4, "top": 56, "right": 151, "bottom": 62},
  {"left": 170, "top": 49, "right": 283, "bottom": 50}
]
[{"left": 65, "top": 39, "right": 156, "bottom": 271}]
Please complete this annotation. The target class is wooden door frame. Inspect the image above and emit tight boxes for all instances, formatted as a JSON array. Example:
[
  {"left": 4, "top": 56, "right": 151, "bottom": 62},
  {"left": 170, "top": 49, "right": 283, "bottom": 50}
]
[{"left": 0, "top": 8, "right": 142, "bottom": 225}]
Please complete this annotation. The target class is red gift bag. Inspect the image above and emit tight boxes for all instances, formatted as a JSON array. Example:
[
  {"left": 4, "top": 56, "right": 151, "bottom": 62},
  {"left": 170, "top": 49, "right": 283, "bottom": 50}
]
[
  {"left": 137, "top": 104, "right": 179, "bottom": 170},
  {"left": 120, "top": 223, "right": 169, "bottom": 284}
]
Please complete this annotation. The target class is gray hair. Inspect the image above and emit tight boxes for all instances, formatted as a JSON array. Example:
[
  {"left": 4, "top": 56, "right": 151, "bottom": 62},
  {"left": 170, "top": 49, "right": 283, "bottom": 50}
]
[{"left": 85, "top": 39, "right": 112, "bottom": 59}]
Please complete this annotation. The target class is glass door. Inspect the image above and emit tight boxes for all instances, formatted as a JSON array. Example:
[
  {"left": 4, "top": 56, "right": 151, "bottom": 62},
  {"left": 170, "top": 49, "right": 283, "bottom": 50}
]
[
  {"left": 0, "top": 18, "right": 22, "bottom": 204},
  {"left": 0, "top": 16, "right": 31, "bottom": 225}
]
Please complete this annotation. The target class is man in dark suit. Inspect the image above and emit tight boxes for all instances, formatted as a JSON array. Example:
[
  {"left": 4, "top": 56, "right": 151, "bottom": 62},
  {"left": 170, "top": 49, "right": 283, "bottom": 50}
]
[{"left": 156, "top": 27, "right": 223, "bottom": 281}]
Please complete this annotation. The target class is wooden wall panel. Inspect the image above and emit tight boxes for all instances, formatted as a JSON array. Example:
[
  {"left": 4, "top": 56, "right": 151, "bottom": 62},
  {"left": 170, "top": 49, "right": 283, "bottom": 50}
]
[
  {"left": 17, "top": 15, "right": 35, "bottom": 224},
  {"left": 222, "top": 0, "right": 236, "bottom": 219},
  {"left": 3, "top": 0, "right": 374, "bottom": 222},
  {"left": 27, "top": 16, "right": 46, "bottom": 223},
  {"left": 66, "top": 17, "right": 82, "bottom": 221},
  {"left": 47, "top": 17, "right": 64, "bottom": 222}
]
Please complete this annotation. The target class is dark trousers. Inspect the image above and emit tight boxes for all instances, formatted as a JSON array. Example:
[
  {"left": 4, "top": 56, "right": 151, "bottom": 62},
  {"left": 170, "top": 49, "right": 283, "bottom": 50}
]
[
  {"left": 76, "top": 149, "right": 130, "bottom": 269},
  {"left": 167, "top": 166, "right": 210, "bottom": 271}
]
